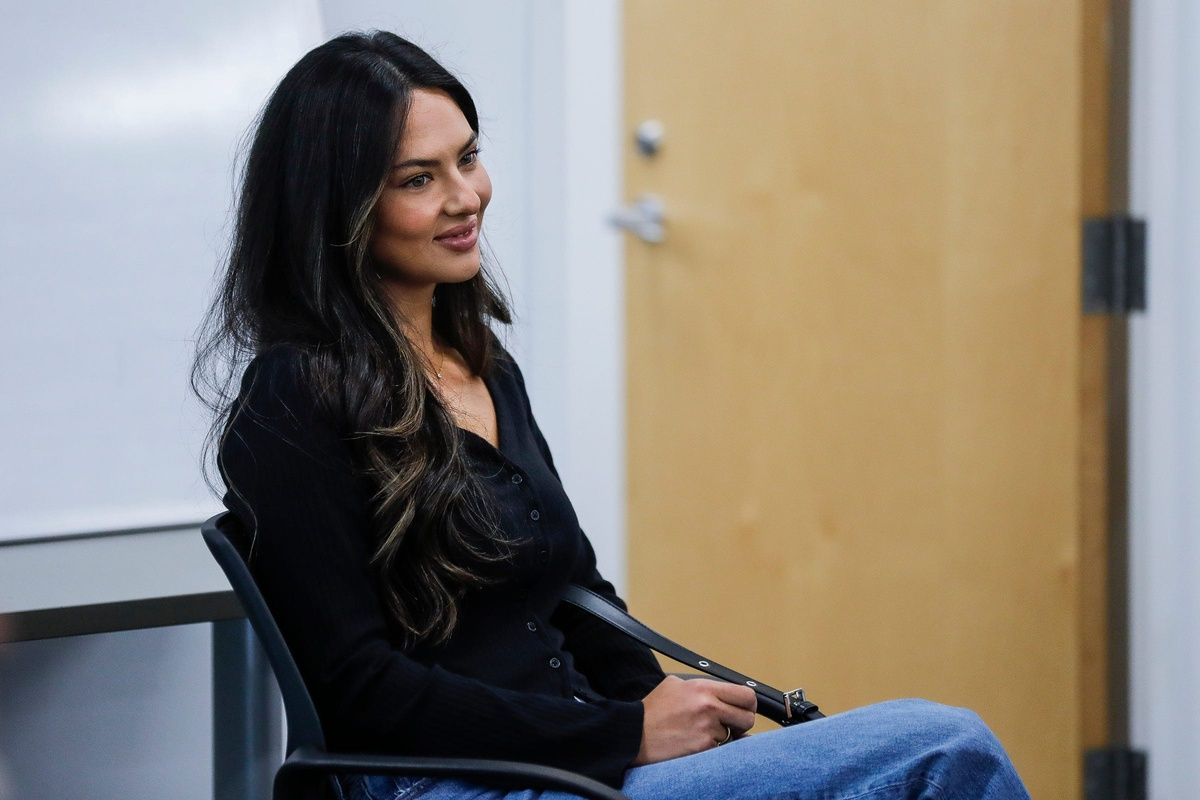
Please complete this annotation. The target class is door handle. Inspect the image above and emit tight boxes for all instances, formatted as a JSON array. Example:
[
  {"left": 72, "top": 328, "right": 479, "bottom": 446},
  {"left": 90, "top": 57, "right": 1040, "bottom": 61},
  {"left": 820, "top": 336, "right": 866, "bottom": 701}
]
[{"left": 609, "top": 193, "right": 665, "bottom": 244}]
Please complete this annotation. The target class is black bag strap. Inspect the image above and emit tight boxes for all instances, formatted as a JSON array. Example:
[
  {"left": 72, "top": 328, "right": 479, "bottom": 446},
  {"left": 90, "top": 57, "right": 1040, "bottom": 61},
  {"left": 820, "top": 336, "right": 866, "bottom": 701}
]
[{"left": 562, "top": 584, "right": 823, "bottom": 726}]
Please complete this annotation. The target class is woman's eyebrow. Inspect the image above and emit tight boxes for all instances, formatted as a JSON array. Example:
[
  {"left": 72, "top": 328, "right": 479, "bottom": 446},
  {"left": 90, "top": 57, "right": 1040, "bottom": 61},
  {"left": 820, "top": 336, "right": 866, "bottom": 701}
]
[{"left": 392, "top": 132, "right": 479, "bottom": 170}]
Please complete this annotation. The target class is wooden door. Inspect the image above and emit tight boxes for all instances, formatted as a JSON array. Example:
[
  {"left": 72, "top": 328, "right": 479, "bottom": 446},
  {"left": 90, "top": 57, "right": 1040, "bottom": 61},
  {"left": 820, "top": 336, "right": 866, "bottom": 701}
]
[{"left": 623, "top": 3, "right": 1121, "bottom": 797}]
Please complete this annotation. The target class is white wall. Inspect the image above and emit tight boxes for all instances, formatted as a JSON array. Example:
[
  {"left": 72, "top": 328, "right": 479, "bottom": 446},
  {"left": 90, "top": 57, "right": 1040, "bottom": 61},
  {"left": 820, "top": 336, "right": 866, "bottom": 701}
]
[
  {"left": 526, "top": 0, "right": 627, "bottom": 593},
  {"left": 0, "top": 3, "right": 624, "bottom": 798},
  {"left": 1128, "top": 1, "right": 1200, "bottom": 798}
]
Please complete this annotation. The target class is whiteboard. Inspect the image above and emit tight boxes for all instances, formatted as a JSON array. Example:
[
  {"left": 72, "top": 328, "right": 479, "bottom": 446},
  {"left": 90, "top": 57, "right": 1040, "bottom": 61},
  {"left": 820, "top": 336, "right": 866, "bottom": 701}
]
[
  {"left": 0, "top": 1, "right": 325, "bottom": 541},
  {"left": 0, "top": 1, "right": 537, "bottom": 543}
]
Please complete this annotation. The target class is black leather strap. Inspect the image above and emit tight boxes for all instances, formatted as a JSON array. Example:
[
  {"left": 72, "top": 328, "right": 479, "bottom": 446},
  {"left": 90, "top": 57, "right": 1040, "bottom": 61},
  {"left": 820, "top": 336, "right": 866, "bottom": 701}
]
[{"left": 561, "top": 585, "right": 823, "bottom": 725}]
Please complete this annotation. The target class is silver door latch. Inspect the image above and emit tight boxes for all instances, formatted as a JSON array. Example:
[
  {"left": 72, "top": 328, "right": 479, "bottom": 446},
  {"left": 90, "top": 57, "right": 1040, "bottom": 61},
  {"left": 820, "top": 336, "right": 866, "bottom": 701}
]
[{"left": 608, "top": 193, "right": 665, "bottom": 244}]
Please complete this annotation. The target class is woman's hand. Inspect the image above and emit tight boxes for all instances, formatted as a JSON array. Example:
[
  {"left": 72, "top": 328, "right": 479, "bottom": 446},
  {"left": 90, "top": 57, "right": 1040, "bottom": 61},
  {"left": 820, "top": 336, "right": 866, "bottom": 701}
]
[{"left": 631, "top": 675, "right": 758, "bottom": 766}]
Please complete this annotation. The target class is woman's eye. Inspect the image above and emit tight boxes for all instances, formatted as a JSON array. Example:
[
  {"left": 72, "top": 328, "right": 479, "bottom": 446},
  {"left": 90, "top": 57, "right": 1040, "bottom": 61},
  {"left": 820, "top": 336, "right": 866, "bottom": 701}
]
[{"left": 399, "top": 148, "right": 480, "bottom": 188}]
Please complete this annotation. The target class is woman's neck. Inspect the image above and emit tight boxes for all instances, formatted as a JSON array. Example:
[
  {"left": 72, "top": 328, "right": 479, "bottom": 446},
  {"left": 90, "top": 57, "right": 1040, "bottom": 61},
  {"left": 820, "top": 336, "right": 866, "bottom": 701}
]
[{"left": 380, "top": 279, "right": 442, "bottom": 364}]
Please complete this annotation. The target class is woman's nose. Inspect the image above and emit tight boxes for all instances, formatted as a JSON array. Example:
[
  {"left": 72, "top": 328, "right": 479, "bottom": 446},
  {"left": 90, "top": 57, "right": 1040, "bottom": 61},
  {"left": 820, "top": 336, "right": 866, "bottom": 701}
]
[{"left": 444, "top": 172, "right": 481, "bottom": 216}]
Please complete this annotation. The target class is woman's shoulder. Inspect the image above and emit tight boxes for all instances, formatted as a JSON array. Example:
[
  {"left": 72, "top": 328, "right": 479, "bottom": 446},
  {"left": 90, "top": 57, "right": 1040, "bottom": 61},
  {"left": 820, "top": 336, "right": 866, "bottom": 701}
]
[
  {"left": 229, "top": 343, "right": 343, "bottom": 438},
  {"left": 483, "top": 329, "right": 526, "bottom": 389},
  {"left": 236, "top": 344, "right": 314, "bottom": 410},
  {"left": 221, "top": 344, "right": 354, "bottom": 471}
]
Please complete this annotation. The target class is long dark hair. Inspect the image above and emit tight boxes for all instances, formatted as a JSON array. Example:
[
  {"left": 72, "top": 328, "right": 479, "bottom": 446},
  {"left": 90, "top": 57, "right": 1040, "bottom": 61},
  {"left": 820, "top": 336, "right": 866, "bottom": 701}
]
[{"left": 192, "top": 30, "right": 516, "bottom": 647}]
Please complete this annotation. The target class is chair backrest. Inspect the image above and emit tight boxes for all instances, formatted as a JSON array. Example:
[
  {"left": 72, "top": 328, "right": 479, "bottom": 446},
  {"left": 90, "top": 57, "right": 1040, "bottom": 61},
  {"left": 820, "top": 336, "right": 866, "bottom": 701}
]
[{"left": 201, "top": 511, "right": 326, "bottom": 756}]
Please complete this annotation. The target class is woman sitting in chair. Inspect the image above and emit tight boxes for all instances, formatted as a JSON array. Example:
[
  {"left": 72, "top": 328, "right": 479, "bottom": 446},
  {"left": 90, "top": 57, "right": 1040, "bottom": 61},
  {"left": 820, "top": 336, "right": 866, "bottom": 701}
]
[{"left": 194, "top": 30, "right": 1030, "bottom": 800}]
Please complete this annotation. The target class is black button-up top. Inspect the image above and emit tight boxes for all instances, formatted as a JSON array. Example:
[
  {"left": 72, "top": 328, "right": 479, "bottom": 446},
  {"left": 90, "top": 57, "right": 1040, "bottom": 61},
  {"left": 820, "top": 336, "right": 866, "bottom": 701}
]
[{"left": 218, "top": 342, "right": 666, "bottom": 789}]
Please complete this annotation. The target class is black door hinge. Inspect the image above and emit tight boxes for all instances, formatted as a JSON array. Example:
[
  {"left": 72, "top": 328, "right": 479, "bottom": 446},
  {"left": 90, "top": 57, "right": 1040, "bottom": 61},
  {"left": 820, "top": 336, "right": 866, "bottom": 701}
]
[
  {"left": 1085, "top": 747, "right": 1147, "bottom": 800},
  {"left": 1083, "top": 216, "right": 1147, "bottom": 314}
]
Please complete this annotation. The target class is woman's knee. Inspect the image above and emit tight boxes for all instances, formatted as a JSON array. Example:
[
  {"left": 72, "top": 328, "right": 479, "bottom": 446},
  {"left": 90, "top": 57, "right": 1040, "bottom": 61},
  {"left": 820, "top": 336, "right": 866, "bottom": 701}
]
[{"left": 869, "top": 699, "right": 1005, "bottom": 755}]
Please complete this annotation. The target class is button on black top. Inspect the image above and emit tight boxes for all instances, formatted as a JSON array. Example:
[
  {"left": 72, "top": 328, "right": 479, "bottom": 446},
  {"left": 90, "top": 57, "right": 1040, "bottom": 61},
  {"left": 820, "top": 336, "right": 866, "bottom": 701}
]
[
  {"left": 511, "top": 473, "right": 523, "bottom": 484},
  {"left": 529, "top": 509, "right": 540, "bottom": 521},
  {"left": 526, "top": 620, "right": 538, "bottom": 632},
  {"left": 549, "top": 657, "right": 562, "bottom": 669}
]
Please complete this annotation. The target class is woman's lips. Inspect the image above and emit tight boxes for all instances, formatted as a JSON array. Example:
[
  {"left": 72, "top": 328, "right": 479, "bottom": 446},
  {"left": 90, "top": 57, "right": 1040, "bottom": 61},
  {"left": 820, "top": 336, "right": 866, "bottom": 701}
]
[{"left": 435, "top": 221, "right": 478, "bottom": 252}]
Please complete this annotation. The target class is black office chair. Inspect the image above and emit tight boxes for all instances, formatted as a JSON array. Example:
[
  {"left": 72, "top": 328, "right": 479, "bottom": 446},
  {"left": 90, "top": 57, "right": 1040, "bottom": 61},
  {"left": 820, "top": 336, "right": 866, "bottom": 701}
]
[{"left": 201, "top": 511, "right": 628, "bottom": 800}]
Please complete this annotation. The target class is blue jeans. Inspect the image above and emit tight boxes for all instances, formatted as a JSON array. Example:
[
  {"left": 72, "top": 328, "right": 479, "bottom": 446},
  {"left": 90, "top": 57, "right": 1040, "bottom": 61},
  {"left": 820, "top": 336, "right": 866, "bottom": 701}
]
[{"left": 336, "top": 699, "right": 1031, "bottom": 799}]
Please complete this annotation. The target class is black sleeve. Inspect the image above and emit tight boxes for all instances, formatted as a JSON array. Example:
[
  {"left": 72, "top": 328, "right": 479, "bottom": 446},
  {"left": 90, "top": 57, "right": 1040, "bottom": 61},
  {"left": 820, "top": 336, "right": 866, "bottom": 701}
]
[
  {"left": 503, "top": 357, "right": 668, "bottom": 701},
  {"left": 218, "top": 347, "right": 645, "bottom": 788}
]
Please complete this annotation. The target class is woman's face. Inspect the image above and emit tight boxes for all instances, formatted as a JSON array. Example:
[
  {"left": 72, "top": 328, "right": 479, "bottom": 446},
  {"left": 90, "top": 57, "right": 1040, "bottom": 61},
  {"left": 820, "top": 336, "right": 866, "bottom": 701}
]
[{"left": 371, "top": 88, "right": 492, "bottom": 287}]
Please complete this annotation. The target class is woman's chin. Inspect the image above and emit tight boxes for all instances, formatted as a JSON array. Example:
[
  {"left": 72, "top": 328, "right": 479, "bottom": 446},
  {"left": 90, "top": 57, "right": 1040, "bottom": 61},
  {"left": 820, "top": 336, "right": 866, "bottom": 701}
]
[{"left": 441, "top": 259, "right": 483, "bottom": 284}]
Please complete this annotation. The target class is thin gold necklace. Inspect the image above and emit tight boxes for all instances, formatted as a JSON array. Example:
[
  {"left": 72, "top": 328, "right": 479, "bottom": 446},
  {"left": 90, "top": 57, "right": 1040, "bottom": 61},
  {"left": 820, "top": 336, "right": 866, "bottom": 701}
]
[{"left": 431, "top": 343, "right": 447, "bottom": 381}]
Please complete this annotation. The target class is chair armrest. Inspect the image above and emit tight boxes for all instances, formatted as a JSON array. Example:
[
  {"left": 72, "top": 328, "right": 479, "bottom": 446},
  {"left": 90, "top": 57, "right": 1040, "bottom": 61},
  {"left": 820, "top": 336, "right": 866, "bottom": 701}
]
[{"left": 277, "top": 746, "right": 629, "bottom": 800}]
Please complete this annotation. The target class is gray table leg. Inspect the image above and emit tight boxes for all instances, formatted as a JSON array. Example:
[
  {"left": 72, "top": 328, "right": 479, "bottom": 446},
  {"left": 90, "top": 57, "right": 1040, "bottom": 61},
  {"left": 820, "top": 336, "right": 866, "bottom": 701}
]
[{"left": 213, "top": 618, "right": 282, "bottom": 800}]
